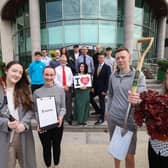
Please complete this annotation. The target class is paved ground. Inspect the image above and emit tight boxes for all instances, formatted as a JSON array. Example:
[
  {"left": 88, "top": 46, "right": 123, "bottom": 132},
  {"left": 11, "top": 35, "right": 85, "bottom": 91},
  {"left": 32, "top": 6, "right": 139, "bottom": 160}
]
[{"left": 32, "top": 130, "right": 149, "bottom": 168}]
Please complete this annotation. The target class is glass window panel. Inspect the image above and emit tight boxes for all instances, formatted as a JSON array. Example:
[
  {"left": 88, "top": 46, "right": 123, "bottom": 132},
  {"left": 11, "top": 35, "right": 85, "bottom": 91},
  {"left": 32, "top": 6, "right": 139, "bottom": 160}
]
[
  {"left": 143, "top": 2, "right": 150, "bottom": 27},
  {"left": 16, "top": 15, "right": 24, "bottom": 30},
  {"left": 13, "top": 34, "right": 19, "bottom": 55},
  {"left": 143, "top": 27, "right": 149, "bottom": 37},
  {"left": 24, "top": 3, "right": 30, "bottom": 26},
  {"left": 18, "top": 31, "right": 25, "bottom": 54},
  {"left": 25, "top": 29, "right": 31, "bottom": 52},
  {"left": 40, "top": 0, "right": 46, "bottom": 23},
  {"left": 16, "top": 6, "right": 23, "bottom": 18},
  {"left": 135, "top": 0, "right": 144, "bottom": 8},
  {"left": 63, "top": 0, "right": 80, "bottom": 19},
  {"left": 134, "top": 25, "right": 143, "bottom": 39},
  {"left": 41, "top": 24, "right": 48, "bottom": 48},
  {"left": 81, "top": 24, "right": 98, "bottom": 44},
  {"left": 82, "top": 0, "right": 99, "bottom": 18},
  {"left": 19, "top": 54, "right": 32, "bottom": 68},
  {"left": 47, "top": 0, "right": 62, "bottom": 21},
  {"left": 134, "top": 7, "right": 144, "bottom": 25},
  {"left": 48, "top": 26, "right": 63, "bottom": 45},
  {"left": 64, "top": 25, "right": 80, "bottom": 45},
  {"left": 100, "top": 0, "right": 118, "bottom": 19},
  {"left": 117, "top": 21, "right": 124, "bottom": 47},
  {"left": 99, "top": 21, "right": 117, "bottom": 45},
  {"left": 117, "top": 0, "right": 124, "bottom": 20}
]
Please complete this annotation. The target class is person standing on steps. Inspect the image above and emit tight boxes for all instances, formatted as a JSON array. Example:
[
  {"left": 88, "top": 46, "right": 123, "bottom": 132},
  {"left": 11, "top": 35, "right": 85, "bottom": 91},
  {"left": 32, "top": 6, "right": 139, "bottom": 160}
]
[{"left": 106, "top": 48, "right": 146, "bottom": 168}]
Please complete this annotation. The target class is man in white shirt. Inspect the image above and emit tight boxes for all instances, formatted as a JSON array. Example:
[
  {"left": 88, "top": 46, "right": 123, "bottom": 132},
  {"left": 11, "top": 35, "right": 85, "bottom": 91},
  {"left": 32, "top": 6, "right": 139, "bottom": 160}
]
[
  {"left": 105, "top": 47, "right": 116, "bottom": 73},
  {"left": 55, "top": 55, "right": 73, "bottom": 125},
  {"left": 67, "top": 45, "right": 80, "bottom": 75},
  {"left": 76, "top": 46, "right": 94, "bottom": 75},
  {"left": 41, "top": 49, "right": 51, "bottom": 66},
  {"left": 73, "top": 45, "right": 80, "bottom": 60}
]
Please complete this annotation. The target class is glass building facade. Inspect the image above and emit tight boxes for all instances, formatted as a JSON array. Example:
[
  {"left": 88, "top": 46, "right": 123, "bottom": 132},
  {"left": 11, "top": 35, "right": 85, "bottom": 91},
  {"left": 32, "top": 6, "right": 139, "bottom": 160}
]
[
  {"left": 12, "top": 2, "right": 31, "bottom": 67},
  {"left": 39, "top": 0, "right": 123, "bottom": 49},
  {"left": 12, "top": 0, "right": 159, "bottom": 66}
]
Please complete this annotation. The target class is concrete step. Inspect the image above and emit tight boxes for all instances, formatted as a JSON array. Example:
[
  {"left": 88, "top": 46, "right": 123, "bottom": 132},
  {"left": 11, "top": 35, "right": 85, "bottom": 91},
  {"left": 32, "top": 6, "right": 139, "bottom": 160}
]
[
  {"left": 146, "top": 79, "right": 162, "bottom": 91},
  {"left": 64, "top": 120, "right": 108, "bottom": 132},
  {"left": 31, "top": 119, "right": 146, "bottom": 132},
  {"left": 147, "top": 84, "right": 162, "bottom": 89},
  {"left": 146, "top": 79, "right": 162, "bottom": 84}
]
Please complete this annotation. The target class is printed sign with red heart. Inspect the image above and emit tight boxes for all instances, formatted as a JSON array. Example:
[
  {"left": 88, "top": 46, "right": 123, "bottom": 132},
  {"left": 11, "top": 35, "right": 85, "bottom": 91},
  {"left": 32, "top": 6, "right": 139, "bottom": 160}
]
[{"left": 80, "top": 76, "right": 90, "bottom": 85}]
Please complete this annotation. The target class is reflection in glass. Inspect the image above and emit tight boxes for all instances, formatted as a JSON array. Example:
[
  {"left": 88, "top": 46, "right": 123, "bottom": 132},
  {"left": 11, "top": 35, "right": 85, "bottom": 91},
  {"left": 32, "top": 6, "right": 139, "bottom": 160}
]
[
  {"left": 100, "top": 0, "right": 118, "bottom": 19},
  {"left": 12, "top": 0, "right": 159, "bottom": 65},
  {"left": 64, "top": 20, "right": 80, "bottom": 44},
  {"left": 81, "top": 20, "right": 98, "bottom": 44},
  {"left": 63, "top": 0, "right": 80, "bottom": 19},
  {"left": 48, "top": 25, "right": 63, "bottom": 49},
  {"left": 18, "top": 30, "right": 25, "bottom": 54},
  {"left": 25, "top": 29, "right": 31, "bottom": 52},
  {"left": 41, "top": 24, "right": 48, "bottom": 49},
  {"left": 82, "top": 0, "right": 99, "bottom": 18},
  {"left": 117, "top": 21, "right": 124, "bottom": 47},
  {"left": 47, "top": 0, "right": 62, "bottom": 21},
  {"left": 133, "top": 0, "right": 157, "bottom": 61},
  {"left": 99, "top": 21, "right": 117, "bottom": 46},
  {"left": 13, "top": 1, "right": 31, "bottom": 66}
]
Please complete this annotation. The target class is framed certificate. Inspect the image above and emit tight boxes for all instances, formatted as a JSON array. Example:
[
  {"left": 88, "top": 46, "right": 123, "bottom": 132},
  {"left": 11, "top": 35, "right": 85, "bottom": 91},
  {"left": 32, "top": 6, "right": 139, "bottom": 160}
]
[
  {"left": 36, "top": 96, "right": 58, "bottom": 130},
  {"left": 73, "top": 74, "right": 92, "bottom": 88}
]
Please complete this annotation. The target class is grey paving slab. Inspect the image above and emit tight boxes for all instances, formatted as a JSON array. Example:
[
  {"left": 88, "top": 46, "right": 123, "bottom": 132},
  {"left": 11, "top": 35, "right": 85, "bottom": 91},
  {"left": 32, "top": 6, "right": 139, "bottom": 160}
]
[
  {"left": 62, "top": 132, "right": 87, "bottom": 144},
  {"left": 32, "top": 130, "right": 149, "bottom": 168}
]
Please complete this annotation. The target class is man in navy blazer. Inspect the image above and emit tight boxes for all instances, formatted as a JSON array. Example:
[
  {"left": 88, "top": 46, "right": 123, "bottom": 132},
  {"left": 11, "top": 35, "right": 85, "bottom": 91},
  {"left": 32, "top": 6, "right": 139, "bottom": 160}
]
[{"left": 90, "top": 52, "right": 111, "bottom": 125}]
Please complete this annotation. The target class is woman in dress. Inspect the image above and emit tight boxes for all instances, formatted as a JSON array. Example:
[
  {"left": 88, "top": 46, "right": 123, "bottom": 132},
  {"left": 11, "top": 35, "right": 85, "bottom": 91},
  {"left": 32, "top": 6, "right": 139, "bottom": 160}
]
[{"left": 74, "top": 63, "right": 90, "bottom": 125}]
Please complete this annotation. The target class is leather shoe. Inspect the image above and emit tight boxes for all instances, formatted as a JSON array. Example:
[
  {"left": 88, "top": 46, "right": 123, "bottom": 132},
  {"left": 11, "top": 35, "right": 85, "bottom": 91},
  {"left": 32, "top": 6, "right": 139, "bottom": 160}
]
[
  {"left": 91, "top": 112, "right": 99, "bottom": 115},
  {"left": 66, "top": 120, "right": 72, "bottom": 125},
  {"left": 94, "top": 119, "right": 104, "bottom": 125}
]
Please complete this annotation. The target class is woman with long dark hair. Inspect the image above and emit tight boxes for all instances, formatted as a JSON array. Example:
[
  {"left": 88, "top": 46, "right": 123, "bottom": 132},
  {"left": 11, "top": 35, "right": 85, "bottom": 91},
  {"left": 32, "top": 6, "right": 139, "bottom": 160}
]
[
  {"left": 74, "top": 63, "right": 90, "bottom": 125},
  {"left": 0, "top": 61, "right": 36, "bottom": 168}
]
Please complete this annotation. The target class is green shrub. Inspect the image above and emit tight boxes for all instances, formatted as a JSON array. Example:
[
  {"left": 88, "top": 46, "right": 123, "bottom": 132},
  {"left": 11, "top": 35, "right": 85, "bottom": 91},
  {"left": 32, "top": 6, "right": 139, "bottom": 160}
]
[{"left": 157, "top": 59, "right": 168, "bottom": 71}]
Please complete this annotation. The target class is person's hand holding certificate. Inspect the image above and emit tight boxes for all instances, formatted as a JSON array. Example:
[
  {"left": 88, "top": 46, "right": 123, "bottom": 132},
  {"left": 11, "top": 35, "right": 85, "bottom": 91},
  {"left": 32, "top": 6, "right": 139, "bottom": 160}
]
[{"left": 36, "top": 97, "right": 58, "bottom": 130}]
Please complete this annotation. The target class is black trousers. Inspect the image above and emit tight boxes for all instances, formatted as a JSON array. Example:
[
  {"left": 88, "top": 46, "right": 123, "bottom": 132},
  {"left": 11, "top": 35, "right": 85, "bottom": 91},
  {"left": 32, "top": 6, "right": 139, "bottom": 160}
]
[
  {"left": 38, "top": 124, "right": 64, "bottom": 167},
  {"left": 90, "top": 91, "right": 105, "bottom": 120},
  {"left": 31, "top": 84, "right": 43, "bottom": 93},
  {"left": 148, "top": 141, "right": 168, "bottom": 168},
  {"left": 65, "top": 88, "right": 73, "bottom": 122}
]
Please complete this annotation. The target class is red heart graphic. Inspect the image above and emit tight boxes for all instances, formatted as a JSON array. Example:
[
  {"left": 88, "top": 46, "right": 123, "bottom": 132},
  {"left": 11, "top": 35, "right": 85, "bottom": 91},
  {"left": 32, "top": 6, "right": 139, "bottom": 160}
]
[{"left": 80, "top": 76, "right": 90, "bottom": 85}]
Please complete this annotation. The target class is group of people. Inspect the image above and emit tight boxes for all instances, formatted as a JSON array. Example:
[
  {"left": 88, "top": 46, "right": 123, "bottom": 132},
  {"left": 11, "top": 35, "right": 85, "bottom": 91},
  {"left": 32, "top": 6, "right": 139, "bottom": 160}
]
[
  {"left": 0, "top": 44, "right": 167, "bottom": 168},
  {"left": 29, "top": 45, "right": 116, "bottom": 126}
]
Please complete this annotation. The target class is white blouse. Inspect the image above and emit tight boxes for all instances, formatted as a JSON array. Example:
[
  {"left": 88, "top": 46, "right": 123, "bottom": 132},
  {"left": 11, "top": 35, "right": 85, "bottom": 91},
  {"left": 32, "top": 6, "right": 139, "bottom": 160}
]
[
  {"left": 150, "top": 139, "right": 168, "bottom": 157},
  {"left": 6, "top": 87, "right": 19, "bottom": 120}
]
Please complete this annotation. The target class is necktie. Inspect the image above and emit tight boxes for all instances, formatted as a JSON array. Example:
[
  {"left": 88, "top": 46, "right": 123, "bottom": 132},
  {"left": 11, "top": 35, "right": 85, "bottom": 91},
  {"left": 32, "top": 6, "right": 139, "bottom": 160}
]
[
  {"left": 62, "top": 66, "right": 67, "bottom": 86},
  {"left": 97, "top": 64, "right": 102, "bottom": 76},
  {"left": 83, "top": 55, "right": 86, "bottom": 65}
]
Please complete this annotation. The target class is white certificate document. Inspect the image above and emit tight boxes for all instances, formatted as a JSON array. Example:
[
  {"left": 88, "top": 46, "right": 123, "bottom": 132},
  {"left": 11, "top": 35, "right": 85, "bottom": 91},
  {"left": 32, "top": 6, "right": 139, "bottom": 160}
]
[{"left": 36, "top": 97, "right": 58, "bottom": 129}]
